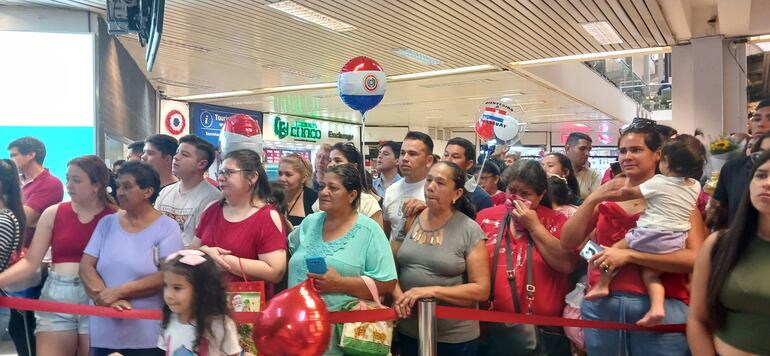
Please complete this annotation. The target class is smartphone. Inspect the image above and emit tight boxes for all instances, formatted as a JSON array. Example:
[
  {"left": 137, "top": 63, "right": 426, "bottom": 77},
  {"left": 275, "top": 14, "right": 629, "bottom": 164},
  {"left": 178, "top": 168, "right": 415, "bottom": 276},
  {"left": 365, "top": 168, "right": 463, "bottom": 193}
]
[
  {"left": 579, "top": 241, "right": 604, "bottom": 261},
  {"left": 610, "top": 161, "right": 623, "bottom": 177},
  {"left": 305, "top": 256, "right": 328, "bottom": 274}
]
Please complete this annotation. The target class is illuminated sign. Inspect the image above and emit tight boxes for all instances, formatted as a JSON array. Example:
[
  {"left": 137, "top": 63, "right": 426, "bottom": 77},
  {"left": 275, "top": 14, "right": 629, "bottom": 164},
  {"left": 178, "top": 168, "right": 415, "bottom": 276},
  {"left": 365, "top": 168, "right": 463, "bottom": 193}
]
[{"left": 273, "top": 116, "right": 322, "bottom": 141}]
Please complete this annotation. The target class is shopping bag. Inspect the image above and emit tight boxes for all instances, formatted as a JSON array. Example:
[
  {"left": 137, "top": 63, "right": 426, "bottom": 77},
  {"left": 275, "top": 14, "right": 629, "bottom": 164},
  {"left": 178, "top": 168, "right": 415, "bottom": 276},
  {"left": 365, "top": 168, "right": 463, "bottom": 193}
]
[
  {"left": 337, "top": 276, "right": 392, "bottom": 356},
  {"left": 226, "top": 258, "right": 265, "bottom": 355}
]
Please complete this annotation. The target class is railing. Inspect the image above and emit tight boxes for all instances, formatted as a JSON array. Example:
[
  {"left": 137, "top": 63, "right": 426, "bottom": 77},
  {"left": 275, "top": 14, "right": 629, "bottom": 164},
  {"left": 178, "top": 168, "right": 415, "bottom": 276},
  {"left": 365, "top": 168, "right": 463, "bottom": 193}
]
[{"left": 584, "top": 58, "right": 671, "bottom": 111}]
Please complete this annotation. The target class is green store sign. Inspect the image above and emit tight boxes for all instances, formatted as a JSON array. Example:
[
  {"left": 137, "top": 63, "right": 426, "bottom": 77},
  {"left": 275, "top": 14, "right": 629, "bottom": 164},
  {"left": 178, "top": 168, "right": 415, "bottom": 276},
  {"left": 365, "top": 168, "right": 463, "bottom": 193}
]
[{"left": 273, "top": 116, "right": 322, "bottom": 141}]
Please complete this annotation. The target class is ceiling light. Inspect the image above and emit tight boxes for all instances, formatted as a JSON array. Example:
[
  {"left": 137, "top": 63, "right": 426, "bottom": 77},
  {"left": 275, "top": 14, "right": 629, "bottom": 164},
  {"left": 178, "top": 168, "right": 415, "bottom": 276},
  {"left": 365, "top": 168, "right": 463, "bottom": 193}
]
[
  {"left": 755, "top": 42, "right": 770, "bottom": 52},
  {"left": 392, "top": 47, "right": 442, "bottom": 65},
  {"left": 389, "top": 64, "right": 497, "bottom": 81},
  {"left": 510, "top": 47, "right": 670, "bottom": 67},
  {"left": 174, "top": 90, "right": 254, "bottom": 101},
  {"left": 268, "top": 1, "right": 355, "bottom": 32},
  {"left": 257, "top": 82, "right": 337, "bottom": 93},
  {"left": 581, "top": 21, "right": 623, "bottom": 45}
]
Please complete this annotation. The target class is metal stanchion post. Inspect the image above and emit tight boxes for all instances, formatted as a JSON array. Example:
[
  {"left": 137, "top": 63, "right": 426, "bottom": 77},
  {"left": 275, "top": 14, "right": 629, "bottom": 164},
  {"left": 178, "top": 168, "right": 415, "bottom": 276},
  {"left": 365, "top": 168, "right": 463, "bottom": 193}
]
[{"left": 418, "top": 298, "right": 437, "bottom": 356}]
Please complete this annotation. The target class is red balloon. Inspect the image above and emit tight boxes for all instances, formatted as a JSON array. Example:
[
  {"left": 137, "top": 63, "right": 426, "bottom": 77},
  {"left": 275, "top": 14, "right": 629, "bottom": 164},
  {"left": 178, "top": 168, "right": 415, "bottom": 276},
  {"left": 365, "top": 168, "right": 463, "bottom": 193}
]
[
  {"left": 222, "top": 114, "right": 261, "bottom": 137},
  {"left": 475, "top": 119, "right": 495, "bottom": 142},
  {"left": 253, "top": 279, "right": 331, "bottom": 356}
]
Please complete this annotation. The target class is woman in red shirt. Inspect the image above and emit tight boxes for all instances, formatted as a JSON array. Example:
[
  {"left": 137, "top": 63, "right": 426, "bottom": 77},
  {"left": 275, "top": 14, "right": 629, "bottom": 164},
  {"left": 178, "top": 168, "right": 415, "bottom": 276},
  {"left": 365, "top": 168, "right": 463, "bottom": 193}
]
[
  {"left": 561, "top": 119, "right": 706, "bottom": 355},
  {"left": 196, "top": 149, "right": 287, "bottom": 294},
  {"left": 476, "top": 160, "right": 577, "bottom": 355},
  {"left": 0, "top": 155, "right": 116, "bottom": 356}
]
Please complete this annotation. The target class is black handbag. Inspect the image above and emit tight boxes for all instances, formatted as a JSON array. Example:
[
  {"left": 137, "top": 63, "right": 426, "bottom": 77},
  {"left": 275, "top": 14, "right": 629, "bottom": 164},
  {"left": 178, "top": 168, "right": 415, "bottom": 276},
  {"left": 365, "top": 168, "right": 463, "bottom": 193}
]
[{"left": 479, "top": 211, "right": 542, "bottom": 356}]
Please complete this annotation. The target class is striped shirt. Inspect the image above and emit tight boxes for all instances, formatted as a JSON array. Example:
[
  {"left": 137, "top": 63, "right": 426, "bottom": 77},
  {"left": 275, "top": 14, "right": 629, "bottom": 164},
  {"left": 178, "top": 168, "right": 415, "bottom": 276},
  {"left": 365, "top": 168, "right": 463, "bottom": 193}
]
[{"left": 0, "top": 209, "right": 21, "bottom": 271}]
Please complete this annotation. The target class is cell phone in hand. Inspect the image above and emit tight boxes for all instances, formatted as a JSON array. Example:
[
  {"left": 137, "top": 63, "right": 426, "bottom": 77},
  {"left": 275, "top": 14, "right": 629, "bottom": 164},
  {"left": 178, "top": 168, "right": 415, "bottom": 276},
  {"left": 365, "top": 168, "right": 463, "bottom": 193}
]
[
  {"left": 610, "top": 161, "right": 622, "bottom": 177},
  {"left": 579, "top": 241, "right": 604, "bottom": 261},
  {"left": 305, "top": 256, "right": 328, "bottom": 274}
]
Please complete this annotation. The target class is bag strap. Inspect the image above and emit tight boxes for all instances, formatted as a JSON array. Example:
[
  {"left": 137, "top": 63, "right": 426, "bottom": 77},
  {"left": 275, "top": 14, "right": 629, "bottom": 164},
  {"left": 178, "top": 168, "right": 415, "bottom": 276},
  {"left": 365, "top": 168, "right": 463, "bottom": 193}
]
[
  {"left": 361, "top": 276, "right": 384, "bottom": 308},
  {"left": 488, "top": 212, "right": 510, "bottom": 307},
  {"left": 504, "top": 225, "right": 523, "bottom": 314},
  {"left": 525, "top": 238, "right": 535, "bottom": 314},
  {"left": 237, "top": 257, "right": 247, "bottom": 283}
]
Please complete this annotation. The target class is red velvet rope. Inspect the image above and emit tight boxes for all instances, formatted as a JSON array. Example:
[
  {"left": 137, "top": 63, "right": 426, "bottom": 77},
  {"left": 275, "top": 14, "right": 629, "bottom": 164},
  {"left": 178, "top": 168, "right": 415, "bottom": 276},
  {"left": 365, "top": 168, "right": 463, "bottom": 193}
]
[{"left": 0, "top": 296, "right": 685, "bottom": 333}]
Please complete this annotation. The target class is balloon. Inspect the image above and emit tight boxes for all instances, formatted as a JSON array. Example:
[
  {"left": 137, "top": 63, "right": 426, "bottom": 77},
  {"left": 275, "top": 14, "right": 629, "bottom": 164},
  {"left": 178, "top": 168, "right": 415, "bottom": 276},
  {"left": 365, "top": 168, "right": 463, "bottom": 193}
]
[
  {"left": 338, "top": 56, "right": 387, "bottom": 117},
  {"left": 474, "top": 119, "right": 495, "bottom": 142},
  {"left": 477, "top": 98, "right": 525, "bottom": 145},
  {"left": 219, "top": 114, "right": 263, "bottom": 156},
  {"left": 252, "top": 279, "right": 331, "bottom": 356}
]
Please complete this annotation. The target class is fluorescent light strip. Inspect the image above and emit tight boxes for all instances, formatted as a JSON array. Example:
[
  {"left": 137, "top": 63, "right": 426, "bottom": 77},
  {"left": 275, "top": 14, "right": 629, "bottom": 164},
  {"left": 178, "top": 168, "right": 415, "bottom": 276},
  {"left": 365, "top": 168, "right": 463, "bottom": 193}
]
[
  {"left": 392, "top": 47, "right": 442, "bottom": 65},
  {"left": 581, "top": 21, "right": 623, "bottom": 45},
  {"left": 511, "top": 47, "right": 670, "bottom": 67},
  {"left": 171, "top": 64, "right": 498, "bottom": 100},
  {"left": 174, "top": 90, "right": 253, "bottom": 101},
  {"left": 268, "top": 1, "right": 355, "bottom": 32}
]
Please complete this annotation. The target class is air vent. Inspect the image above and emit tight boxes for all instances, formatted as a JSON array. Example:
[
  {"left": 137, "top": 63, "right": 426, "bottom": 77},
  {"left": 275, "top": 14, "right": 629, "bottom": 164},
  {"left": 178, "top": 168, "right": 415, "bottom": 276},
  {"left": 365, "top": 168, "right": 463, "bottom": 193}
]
[
  {"left": 419, "top": 78, "right": 495, "bottom": 89},
  {"left": 152, "top": 78, "right": 214, "bottom": 90}
]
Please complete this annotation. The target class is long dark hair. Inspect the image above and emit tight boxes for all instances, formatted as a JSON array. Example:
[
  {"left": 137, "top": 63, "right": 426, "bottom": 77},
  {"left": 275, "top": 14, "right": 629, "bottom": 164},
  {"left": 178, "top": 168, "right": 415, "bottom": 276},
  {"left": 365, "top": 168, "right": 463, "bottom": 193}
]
[
  {"left": 221, "top": 150, "right": 273, "bottom": 207},
  {"left": 706, "top": 149, "right": 770, "bottom": 329},
  {"left": 544, "top": 152, "right": 581, "bottom": 198},
  {"left": 431, "top": 161, "right": 476, "bottom": 220},
  {"left": 68, "top": 155, "right": 117, "bottom": 208},
  {"left": 330, "top": 143, "right": 370, "bottom": 191},
  {"left": 324, "top": 164, "right": 362, "bottom": 209},
  {"left": 161, "top": 252, "right": 231, "bottom": 354},
  {"left": 501, "top": 159, "right": 553, "bottom": 209},
  {"left": 0, "top": 159, "right": 25, "bottom": 250}
]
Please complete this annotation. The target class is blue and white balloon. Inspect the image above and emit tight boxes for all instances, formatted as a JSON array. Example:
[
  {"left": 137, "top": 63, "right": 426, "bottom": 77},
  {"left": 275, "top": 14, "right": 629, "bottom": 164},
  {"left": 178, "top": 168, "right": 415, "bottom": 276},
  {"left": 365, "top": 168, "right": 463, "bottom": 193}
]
[{"left": 338, "top": 56, "right": 386, "bottom": 118}]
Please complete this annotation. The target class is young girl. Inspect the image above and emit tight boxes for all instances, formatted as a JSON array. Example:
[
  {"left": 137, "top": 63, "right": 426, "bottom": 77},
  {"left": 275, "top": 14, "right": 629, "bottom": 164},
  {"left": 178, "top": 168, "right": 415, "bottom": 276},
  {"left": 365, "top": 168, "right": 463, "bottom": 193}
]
[
  {"left": 586, "top": 134, "right": 705, "bottom": 327},
  {"left": 159, "top": 249, "right": 242, "bottom": 356}
]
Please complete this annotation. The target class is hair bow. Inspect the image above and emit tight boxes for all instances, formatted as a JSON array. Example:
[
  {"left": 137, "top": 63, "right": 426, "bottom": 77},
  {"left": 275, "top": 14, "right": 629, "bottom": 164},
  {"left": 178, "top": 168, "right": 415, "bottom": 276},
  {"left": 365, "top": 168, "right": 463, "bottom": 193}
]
[{"left": 165, "top": 249, "right": 207, "bottom": 266}]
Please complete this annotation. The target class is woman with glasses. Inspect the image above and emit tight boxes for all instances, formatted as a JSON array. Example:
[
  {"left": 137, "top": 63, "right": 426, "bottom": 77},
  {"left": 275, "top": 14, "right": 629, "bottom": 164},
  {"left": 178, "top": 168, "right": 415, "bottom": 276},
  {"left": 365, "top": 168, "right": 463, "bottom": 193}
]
[
  {"left": 561, "top": 119, "right": 707, "bottom": 355},
  {"left": 687, "top": 150, "right": 770, "bottom": 356},
  {"left": 477, "top": 162, "right": 506, "bottom": 206},
  {"left": 195, "top": 149, "right": 287, "bottom": 295},
  {"left": 311, "top": 142, "right": 384, "bottom": 228}
]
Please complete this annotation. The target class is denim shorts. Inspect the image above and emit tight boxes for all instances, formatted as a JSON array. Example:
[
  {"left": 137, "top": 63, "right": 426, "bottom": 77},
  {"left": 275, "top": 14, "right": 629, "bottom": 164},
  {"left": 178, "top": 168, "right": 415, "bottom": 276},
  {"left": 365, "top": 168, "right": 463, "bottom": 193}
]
[
  {"left": 581, "top": 292, "right": 690, "bottom": 356},
  {"left": 35, "top": 271, "right": 89, "bottom": 334}
]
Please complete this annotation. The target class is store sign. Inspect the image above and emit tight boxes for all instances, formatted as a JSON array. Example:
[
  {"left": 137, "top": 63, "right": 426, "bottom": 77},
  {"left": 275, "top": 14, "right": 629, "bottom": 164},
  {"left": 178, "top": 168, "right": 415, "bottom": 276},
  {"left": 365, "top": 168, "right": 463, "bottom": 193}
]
[
  {"left": 264, "top": 114, "right": 359, "bottom": 144},
  {"left": 159, "top": 100, "right": 190, "bottom": 138},
  {"left": 190, "top": 103, "right": 262, "bottom": 147},
  {"left": 273, "top": 116, "right": 322, "bottom": 141}
]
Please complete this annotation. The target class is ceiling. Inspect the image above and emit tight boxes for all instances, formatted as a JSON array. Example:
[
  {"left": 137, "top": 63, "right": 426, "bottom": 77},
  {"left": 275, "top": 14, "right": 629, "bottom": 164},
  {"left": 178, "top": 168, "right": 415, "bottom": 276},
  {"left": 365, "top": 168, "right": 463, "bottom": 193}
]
[{"left": 1, "top": 0, "right": 757, "bottom": 133}]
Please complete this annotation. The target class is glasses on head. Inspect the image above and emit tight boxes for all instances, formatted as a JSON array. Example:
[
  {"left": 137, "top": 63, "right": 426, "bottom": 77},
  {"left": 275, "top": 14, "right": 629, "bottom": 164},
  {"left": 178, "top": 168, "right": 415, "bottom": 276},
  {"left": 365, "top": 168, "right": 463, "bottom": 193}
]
[
  {"left": 215, "top": 168, "right": 252, "bottom": 179},
  {"left": 620, "top": 118, "right": 657, "bottom": 134}
]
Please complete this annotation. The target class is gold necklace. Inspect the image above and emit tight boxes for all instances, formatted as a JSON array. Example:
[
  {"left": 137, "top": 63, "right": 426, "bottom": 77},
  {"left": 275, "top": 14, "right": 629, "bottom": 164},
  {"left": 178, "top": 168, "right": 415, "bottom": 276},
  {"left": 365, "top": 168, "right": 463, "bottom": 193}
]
[{"left": 411, "top": 217, "right": 448, "bottom": 245}]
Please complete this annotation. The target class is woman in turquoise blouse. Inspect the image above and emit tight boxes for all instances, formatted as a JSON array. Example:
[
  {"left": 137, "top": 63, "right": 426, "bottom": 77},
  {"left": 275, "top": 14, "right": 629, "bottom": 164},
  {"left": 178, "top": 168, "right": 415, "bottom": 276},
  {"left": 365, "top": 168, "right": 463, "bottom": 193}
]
[{"left": 288, "top": 164, "right": 397, "bottom": 355}]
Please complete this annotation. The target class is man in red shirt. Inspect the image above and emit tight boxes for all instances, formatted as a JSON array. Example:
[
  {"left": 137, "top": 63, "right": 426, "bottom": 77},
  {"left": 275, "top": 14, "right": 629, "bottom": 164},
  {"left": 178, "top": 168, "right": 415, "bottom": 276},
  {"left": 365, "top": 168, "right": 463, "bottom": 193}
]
[{"left": 7, "top": 136, "right": 63, "bottom": 356}]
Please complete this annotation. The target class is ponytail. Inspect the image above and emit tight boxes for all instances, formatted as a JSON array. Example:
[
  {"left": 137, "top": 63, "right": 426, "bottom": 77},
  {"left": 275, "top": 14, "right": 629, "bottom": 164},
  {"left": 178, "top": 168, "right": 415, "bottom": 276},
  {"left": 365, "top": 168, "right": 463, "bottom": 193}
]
[{"left": 454, "top": 193, "right": 476, "bottom": 220}]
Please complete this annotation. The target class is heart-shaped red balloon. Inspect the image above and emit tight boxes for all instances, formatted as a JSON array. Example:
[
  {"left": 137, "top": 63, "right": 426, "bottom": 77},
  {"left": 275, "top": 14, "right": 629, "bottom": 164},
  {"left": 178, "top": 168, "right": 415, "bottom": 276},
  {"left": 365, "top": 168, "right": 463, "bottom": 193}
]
[
  {"left": 252, "top": 279, "right": 331, "bottom": 355},
  {"left": 475, "top": 119, "right": 495, "bottom": 142}
]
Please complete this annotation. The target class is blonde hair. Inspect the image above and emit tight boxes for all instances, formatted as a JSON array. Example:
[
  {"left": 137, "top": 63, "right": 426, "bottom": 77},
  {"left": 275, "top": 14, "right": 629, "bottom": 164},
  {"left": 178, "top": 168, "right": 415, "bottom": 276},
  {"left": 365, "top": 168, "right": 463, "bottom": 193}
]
[{"left": 280, "top": 154, "right": 313, "bottom": 188}]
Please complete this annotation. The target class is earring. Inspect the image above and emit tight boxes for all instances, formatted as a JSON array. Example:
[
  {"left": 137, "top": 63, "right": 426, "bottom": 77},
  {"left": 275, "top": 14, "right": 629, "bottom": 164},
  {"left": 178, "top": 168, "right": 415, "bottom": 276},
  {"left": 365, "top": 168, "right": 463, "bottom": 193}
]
[{"left": 452, "top": 198, "right": 457, "bottom": 204}]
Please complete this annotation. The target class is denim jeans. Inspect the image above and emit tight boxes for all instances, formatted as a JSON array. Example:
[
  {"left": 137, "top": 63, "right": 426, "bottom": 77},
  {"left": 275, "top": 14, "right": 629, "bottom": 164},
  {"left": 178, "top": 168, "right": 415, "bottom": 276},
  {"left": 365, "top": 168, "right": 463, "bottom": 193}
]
[
  {"left": 581, "top": 292, "right": 690, "bottom": 356},
  {"left": 398, "top": 333, "right": 479, "bottom": 356}
]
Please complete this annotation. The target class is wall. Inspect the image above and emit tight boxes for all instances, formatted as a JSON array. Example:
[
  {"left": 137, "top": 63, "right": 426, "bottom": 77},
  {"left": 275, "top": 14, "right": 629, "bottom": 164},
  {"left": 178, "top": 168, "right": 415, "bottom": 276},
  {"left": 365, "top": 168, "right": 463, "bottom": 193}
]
[{"left": 95, "top": 16, "right": 157, "bottom": 158}]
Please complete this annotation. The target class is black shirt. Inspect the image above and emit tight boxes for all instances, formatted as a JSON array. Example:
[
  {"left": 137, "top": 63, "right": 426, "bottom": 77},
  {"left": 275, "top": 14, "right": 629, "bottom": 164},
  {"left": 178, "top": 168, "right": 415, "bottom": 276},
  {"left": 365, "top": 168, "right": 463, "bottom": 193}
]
[
  {"left": 287, "top": 186, "right": 318, "bottom": 227},
  {"left": 713, "top": 156, "right": 752, "bottom": 223}
]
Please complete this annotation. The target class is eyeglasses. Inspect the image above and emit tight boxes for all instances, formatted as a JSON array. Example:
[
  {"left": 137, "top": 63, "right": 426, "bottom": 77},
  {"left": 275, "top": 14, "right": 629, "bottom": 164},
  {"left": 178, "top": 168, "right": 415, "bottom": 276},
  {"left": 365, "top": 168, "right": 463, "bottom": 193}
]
[
  {"left": 620, "top": 118, "right": 657, "bottom": 134},
  {"left": 215, "top": 168, "right": 252, "bottom": 178}
]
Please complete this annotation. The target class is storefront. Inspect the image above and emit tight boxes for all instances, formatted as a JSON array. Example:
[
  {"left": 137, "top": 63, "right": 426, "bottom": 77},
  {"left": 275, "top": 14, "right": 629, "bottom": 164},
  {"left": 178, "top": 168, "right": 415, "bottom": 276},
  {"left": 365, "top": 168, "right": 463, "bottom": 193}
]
[{"left": 262, "top": 113, "right": 360, "bottom": 179}]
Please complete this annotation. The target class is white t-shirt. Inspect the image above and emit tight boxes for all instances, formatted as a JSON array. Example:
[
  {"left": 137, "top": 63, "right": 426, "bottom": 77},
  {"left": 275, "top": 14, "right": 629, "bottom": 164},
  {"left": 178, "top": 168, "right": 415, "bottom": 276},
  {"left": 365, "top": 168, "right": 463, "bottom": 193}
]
[
  {"left": 155, "top": 180, "right": 222, "bottom": 247},
  {"left": 638, "top": 174, "right": 701, "bottom": 231},
  {"left": 158, "top": 314, "right": 241, "bottom": 355},
  {"left": 382, "top": 178, "right": 426, "bottom": 240},
  {"left": 312, "top": 192, "right": 382, "bottom": 218}
]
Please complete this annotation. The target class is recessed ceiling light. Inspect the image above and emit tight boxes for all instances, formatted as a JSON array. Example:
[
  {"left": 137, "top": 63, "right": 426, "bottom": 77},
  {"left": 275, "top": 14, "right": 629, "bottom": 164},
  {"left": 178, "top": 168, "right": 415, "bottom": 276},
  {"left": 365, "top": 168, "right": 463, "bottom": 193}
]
[
  {"left": 392, "top": 47, "right": 442, "bottom": 65},
  {"left": 581, "top": 21, "right": 623, "bottom": 45},
  {"left": 174, "top": 90, "right": 254, "bottom": 101},
  {"left": 268, "top": 1, "right": 355, "bottom": 32}
]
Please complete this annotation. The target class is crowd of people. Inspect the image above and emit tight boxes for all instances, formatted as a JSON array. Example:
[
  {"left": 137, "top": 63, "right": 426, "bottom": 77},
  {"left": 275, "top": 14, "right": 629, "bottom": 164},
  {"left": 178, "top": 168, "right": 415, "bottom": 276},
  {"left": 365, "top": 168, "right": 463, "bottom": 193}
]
[{"left": 0, "top": 100, "right": 768, "bottom": 355}]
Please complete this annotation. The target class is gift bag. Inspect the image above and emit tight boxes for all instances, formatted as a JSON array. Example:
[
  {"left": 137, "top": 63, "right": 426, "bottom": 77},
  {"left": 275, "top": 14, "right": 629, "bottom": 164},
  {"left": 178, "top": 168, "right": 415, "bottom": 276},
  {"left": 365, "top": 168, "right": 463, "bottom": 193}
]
[
  {"left": 337, "top": 276, "right": 393, "bottom": 356},
  {"left": 227, "top": 258, "right": 265, "bottom": 355}
]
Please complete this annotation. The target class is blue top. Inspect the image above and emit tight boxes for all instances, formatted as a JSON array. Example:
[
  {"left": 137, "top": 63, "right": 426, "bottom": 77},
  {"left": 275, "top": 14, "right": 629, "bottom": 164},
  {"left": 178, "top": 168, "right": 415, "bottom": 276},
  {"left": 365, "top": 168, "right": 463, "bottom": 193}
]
[
  {"left": 373, "top": 173, "right": 402, "bottom": 197},
  {"left": 84, "top": 213, "right": 183, "bottom": 349},
  {"left": 287, "top": 212, "right": 397, "bottom": 311}
]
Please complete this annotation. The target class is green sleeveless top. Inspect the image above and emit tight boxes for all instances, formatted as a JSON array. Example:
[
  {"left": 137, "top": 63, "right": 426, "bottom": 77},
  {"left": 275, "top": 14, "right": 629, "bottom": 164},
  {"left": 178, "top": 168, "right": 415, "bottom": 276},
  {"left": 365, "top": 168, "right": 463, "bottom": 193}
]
[{"left": 715, "top": 236, "right": 770, "bottom": 355}]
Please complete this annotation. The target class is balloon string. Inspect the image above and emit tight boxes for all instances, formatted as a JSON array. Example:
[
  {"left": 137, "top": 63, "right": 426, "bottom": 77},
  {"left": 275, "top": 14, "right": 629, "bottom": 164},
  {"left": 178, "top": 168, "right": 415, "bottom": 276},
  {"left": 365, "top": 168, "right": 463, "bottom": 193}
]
[{"left": 360, "top": 112, "right": 366, "bottom": 152}]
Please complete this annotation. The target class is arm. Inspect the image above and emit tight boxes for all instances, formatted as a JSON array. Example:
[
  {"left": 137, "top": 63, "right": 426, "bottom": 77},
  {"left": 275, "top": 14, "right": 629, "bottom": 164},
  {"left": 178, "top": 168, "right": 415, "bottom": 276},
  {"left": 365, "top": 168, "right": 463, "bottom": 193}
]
[
  {"left": 370, "top": 211, "right": 384, "bottom": 229},
  {"left": 687, "top": 233, "right": 718, "bottom": 356},
  {"left": 394, "top": 241, "right": 489, "bottom": 316},
  {"left": 220, "top": 250, "right": 286, "bottom": 284},
  {"left": 384, "top": 221, "right": 392, "bottom": 239},
  {"left": 592, "top": 207, "right": 706, "bottom": 274},
  {"left": 23, "top": 206, "right": 42, "bottom": 228},
  {"left": 561, "top": 177, "right": 626, "bottom": 250},
  {"left": 79, "top": 254, "right": 107, "bottom": 303},
  {"left": 0, "top": 205, "right": 56, "bottom": 286}
]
